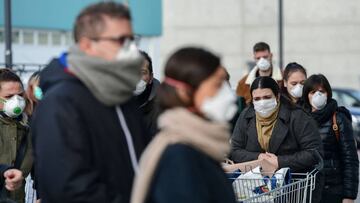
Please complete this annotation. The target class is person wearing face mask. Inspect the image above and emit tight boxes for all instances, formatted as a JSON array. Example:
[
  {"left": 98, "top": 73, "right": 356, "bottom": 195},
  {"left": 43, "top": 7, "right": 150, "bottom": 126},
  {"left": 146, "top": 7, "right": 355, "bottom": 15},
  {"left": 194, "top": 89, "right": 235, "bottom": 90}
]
[
  {"left": 24, "top": 71, "right": 42, "bottom": 118},
  {"left": 236, "top": 42, "right": 283, "bottom": 105},
  {"left": 134, "top": 51, "right": 161, "bottom": 137},
  {"left": 302, "top": 74, "right": 359, "bottom": 203},
  {"left": 281, "top": 62, "right": 307, "bottom": 105},
  {"left": 0, "top": 69, "right": 33, "bottom": 203},
  {"left": 130, "top": 47, "right": 237, "bottom": 203},
  {"left": 23, "top": 71, "right": 43, "bottom": 203},
  {"left": 31, "top": 2, "right": 149, "bottom": 203},
  {"left": 231, "top": 76, "right": 323, "bottom": 171}
]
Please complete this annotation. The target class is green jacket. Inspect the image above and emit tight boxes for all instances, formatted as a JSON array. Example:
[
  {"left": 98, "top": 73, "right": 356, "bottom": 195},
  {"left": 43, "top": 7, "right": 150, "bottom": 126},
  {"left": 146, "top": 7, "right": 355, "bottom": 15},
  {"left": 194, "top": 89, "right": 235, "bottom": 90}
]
[{"left": 0, "top": 115, "right": 33, "bottom": 203}]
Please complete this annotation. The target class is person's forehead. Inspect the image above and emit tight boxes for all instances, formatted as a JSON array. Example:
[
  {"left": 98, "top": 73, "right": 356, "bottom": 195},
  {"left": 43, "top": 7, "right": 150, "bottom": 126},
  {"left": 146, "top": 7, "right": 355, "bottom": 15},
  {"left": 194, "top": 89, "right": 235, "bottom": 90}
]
[
  {"left": 314, "top": 86, "right": 325, "bottom": 91},
  {"left": 100, "top": 17, "right": 132, "bottom": 36},
  {"left": 288, "top": 71, "right": 306, "bottom": 82},
  {"left": 252, "top": 88, "right": 273, "bottom": 96},
  {"left": 0, "top": 81, "right": 23, "bottom": 93},
  {"left": 141, "top": 60, "right": 150, "bottom": 70},
  {"left": 254, "top": 50, "right": 270, "bottom": 58}
]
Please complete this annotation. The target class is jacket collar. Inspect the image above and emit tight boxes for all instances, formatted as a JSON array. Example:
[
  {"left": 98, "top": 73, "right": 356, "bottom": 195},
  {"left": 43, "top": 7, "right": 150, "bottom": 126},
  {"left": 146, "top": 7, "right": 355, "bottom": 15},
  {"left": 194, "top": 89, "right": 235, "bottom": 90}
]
[
  {"left": 0, "top": 113, "right": 29, "bottom": 128},
  {"left": 244, "top": 103, "right": 290, "bottom": 153},
  {"left": 245, "top": 66, "right": 283, "bottom": 85},
  {"left": 40, "top": 58, "right": 78, "bottom": 94}
]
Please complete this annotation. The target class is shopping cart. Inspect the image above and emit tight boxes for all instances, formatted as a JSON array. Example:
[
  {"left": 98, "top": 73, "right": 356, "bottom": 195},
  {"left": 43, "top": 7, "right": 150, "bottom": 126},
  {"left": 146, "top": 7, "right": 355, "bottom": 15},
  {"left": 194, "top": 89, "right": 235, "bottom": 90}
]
[
  {"left": 228, "top": 152, "right": 323, "bottom": 203},
  {"left": 229, "top": 168, "right": 319, "bottom": 203}
]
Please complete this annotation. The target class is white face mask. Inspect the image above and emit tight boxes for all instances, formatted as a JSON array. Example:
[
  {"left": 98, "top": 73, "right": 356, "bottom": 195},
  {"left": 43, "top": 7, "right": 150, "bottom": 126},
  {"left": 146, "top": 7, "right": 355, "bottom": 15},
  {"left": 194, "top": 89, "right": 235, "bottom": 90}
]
[
  {"left": 256, "top": 57, "right": 271, "bottom": 71},
  {"left": 311, "top": 91, "right": 327, "bottom": 110},
  {"left": 133, "top": 79, "right": 147, "bottom": 96},
  {"left": 289, "top": 84, "right": 303, "bottom": 99},
  {"left": 115, "top": 39, "right": 142, "bottom": 62},
  {"left": 200, "top": 82, "right": 238, "bottom": 123},
  {"left": 2, "top": 95, "right": 26, "bottom": 118},
  {"left": 253, "top": 98, "right": 278, "bottom": 117}
]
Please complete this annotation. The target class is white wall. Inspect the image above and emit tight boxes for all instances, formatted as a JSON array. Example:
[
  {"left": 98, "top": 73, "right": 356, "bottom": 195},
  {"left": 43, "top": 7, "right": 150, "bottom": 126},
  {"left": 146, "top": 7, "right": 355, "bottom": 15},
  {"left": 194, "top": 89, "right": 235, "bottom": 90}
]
[{"left": 159, "top": 0, "right": 360, "bottom": 90}]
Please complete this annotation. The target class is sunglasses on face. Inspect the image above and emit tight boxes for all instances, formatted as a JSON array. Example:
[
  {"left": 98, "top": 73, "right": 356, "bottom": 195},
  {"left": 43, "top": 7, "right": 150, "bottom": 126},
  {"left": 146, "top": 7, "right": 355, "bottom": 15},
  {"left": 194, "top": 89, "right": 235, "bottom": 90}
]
[{"left": 91, "top": 35, "right": 139, "bottom": 45}]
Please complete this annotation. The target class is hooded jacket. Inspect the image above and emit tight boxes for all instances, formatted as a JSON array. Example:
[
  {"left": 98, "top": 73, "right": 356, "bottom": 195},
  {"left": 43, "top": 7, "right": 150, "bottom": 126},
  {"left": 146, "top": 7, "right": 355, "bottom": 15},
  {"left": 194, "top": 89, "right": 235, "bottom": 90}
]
[
  {"left": 32, "top": 58, "right": 149, "bottom": 203},
  {"left": 0, "top": 115, "right": 32, "bottom": 203}
]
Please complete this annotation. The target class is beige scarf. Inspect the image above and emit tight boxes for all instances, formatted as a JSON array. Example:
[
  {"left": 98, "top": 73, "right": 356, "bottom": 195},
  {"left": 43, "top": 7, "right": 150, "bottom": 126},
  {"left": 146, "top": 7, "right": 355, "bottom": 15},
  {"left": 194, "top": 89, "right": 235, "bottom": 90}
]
[
  {"left": 130, "top": 108, "right": 231, "bottom": 203},
  {"left": 256, "top": 103, "right": 280, "bottom": 152}
]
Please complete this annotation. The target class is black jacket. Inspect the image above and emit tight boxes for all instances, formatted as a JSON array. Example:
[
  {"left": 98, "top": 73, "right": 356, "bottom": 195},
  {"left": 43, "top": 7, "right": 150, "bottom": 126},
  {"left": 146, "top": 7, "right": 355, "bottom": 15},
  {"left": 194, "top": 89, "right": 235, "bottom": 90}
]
[
  {"left": 310, "top": 100, "right": 359, "bottom": 199},
  {"left": 32, "top": 59, "right": 149, "bottom": 203},
  {"left": 231, "top": 100, "right": 323, "bottom": 172},
  {"left": 147, "top": 144, "right": 236, "bottom": 203},
  {"left": 136, "top": 79, "right": 160, "bottom": 137}
]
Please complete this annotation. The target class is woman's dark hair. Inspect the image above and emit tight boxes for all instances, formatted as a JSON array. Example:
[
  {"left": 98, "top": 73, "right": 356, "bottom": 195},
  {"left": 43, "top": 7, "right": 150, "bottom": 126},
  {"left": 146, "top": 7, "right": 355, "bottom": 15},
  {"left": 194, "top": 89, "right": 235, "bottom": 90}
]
[
  {"left": 0, "top": 68, "right": 23, "bottom": 90},
  {"left": 158, "top": 47, "right": 220, "bottom": 111},
  {"left": 250, "top": 76, "right": 280, "bottom": 98},
  {"left": 302, "top": 74, "right": 332, "bottom": 110},
  {"left": 283, "top": 62, "right": 307, "bottom": 81},
  {"left": 281, "top": 62, "right": 307, "bottom": 98},
  {"left": 139, "top": 50, "right": 153, "bottom": 74}
]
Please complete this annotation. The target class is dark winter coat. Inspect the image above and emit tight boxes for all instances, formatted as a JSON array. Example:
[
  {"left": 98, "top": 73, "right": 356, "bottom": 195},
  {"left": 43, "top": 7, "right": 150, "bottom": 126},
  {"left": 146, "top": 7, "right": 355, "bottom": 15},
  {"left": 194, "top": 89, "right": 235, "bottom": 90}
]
[
  {"left": 32, "top": 59, "right": 149, "bottom": 203},
  {"left": 309, "top": 99, "right": 359, "bottom": 199},
  {"left": 0, "top": 115, "right": 33, "bottom": 203},
  {"left": 231, "top": 99, "right": 323, "bottom": 172},
  {"left": 147, "top": 144, "right": 236, "bottom": 203},
  {"left": 136, "top": 79, "right": 160, "bottom": 137}
]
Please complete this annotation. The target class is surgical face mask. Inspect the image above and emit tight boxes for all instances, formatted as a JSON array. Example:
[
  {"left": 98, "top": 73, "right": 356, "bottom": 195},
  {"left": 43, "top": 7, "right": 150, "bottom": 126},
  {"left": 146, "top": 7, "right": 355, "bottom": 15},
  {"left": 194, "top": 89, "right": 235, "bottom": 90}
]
[
  {"left": 289, "top": 84, "right": 303, "bottom": 99},
  {"left": 1, "top": 95, "right": 26, "bottom": 118},
  {"left": 133, "top": 80, "right": 147, "bottom": 96},
  {"left": 253, "top": 98, "right": 278, "bottom": 117},
  {"left": 200, "top": 82, "right": 238, "bottom": 123},
  {"left": 115, "top": 39, "right": 142, "bottom": 62},
  {"left": 311, "top": 91, "right": 327, "bottom": 110},
  {"left": 256, "top": 57, "right": 271, "bottom": 71},
  {"left": 33, "top": 86, "right": 43, "bottom": 100}
]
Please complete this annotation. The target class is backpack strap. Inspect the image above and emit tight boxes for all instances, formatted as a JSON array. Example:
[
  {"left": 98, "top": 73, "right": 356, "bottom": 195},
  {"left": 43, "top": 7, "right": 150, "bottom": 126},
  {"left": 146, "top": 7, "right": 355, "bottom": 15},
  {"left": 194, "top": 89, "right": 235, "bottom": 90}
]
[{"left": 332, "top": 112, "right": 340, "bottom": 141}]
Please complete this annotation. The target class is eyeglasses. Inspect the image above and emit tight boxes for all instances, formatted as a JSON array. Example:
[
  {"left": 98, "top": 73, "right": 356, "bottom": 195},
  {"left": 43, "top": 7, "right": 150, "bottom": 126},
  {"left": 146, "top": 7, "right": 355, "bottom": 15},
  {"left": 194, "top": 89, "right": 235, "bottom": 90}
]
[{"left": 91, "top": 35, "right": 139, "bottom": 45}]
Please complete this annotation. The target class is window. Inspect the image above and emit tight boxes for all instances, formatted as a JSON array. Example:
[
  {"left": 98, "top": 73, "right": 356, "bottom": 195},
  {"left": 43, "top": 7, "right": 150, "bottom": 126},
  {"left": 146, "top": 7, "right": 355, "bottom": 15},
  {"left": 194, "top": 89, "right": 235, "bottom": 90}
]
[
  {"left": 51, "top": 32, "right": 62, "bottom": 46},
  {"left": 12, "top": 30, "right": 20, "bottom": 44},
  {"left": 23, "top": 31, "right": 34, "bottom": 44},
  {"left": 38, "top": 32, "right": 48, "bottom": 45},
  {"left": 65, "top": 32, "right": 73, "bottom": 45}
]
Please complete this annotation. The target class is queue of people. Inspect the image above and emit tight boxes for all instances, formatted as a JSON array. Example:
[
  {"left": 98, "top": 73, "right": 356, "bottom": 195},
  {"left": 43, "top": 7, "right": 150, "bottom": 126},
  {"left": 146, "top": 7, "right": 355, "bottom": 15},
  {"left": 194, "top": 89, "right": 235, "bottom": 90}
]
[{"left": 0, "top": 1, "right": 358, "bottom": 203}]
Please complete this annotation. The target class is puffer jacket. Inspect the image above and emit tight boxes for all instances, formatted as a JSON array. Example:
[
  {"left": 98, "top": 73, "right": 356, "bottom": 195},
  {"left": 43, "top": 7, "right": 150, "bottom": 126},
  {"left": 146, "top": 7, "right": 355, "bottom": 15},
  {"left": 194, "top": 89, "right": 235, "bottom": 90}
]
[{"left": 310, "top": 100, "right": 359, "bottom": 199}]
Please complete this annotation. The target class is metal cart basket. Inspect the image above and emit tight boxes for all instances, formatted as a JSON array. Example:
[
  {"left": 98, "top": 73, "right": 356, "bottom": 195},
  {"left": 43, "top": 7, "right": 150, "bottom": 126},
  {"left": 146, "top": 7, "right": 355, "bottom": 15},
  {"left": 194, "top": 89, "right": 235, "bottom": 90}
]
[{"left": 229, "top": 168, "right": 319, "bottom": 203}]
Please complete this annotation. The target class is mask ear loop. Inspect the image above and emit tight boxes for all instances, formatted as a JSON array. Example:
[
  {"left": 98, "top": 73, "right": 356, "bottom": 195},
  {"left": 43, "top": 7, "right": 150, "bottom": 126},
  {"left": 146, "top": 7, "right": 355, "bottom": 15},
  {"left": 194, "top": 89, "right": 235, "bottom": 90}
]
[
  {"left": 164, "top": 77, "right": 192, "bottom": 90},
  {"left": 163, "top": 77, "right": 197, "bottom": 112}
]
